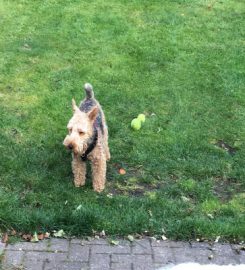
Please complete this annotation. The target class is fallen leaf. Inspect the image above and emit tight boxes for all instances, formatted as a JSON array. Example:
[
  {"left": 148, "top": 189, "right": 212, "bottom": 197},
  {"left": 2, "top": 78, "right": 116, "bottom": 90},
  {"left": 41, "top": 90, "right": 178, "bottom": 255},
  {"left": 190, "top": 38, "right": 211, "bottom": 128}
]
[
  {"left": 215, "top": 236, "right": 220, "bottom": 243},
  {"left": 22, "top": 234, "right": 32, "bottom": 241},
  {"left": 38, "top": 233, "right": 44, "bottom": 240},
  {"left": 148, "top": 210, "right": 153, "bottom": 217},
  {"left": 44, "top": 232, "right": 50, "bottom": 238},
  {"left": 181, "top": 196, "right": 190, "bottom": 202},
  {"left": 76, "top": 204, "right": 82, "bottom": 211},
  {"left": 53, "top": 229, "right": 65, "bottom": 238},
  {"left": 2, "top": 233, "right": 8, "bottom": 243},
  {"left": 135, "top": 233, "right": 143, "bottom": 239},
  {"left": 31, "top": 232, "right": 39, "bottom": 242},
  {"left": 127, "top": 235, "right": 134, "bottom": 242},
  {"left": 10, "top": 230, "right": 17, "bottom": 236},
  {"left": 207, "top": 213, "right": 214, "bottom": 219},
  {"left": 234, "top": 140, "right": 242, "bottom": 148},
  {"left": 209, "top": 139, "right": 217, "bottom": 144},
  {"left": 119, "top": 168, "right": 126, "bottom": 175},
  {"left": 110, "top": 240, "right": 119, "bottom": 246},
  {"left": 100, "top": 230, "right": 106, "bottom": 237}
]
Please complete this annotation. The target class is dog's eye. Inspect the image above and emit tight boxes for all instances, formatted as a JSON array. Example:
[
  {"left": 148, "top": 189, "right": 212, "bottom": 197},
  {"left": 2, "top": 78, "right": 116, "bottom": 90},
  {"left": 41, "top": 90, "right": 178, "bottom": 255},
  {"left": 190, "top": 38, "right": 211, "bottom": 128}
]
[
  {"left": 79, "top": 131, "right": 85, "bottom": 136},
  {"left": 68, "top": 128, "right": 72, "bottom": 134}
]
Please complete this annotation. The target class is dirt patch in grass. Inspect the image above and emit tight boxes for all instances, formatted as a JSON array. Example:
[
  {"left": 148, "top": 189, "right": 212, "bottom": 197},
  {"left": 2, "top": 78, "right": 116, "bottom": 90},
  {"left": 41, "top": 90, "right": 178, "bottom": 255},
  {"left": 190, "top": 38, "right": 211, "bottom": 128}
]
[
  {"left": 214, "top": 140, "right": 237, "bottom": 155},
  {"left": 107, "top": 178, "right": 163, "bottom": 196},
  {"left": 213, "top": 177, "right": 243, "bottom": 202}
]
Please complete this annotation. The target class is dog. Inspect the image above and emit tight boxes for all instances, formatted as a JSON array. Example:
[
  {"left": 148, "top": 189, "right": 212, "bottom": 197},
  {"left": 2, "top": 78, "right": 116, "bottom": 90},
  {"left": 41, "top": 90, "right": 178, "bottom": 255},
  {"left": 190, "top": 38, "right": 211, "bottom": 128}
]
[{"left": 63, "top": 83, "right": 110, "bottom": 192}]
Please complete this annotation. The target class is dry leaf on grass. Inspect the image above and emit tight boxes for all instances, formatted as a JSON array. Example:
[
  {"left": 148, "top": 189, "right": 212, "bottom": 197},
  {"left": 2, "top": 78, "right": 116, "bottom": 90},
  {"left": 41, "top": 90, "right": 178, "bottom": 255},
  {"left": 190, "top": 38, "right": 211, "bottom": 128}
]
[
  {"left": 31, "top": 232, "right": 39, "bottom": 242},
  {"left": 1, "top": 233, "right": 8, "bottom": 243},
  {"left": 119, "top": 168, "right": 126, "bottom": 175},
  {"left": 22, "top": 234, "right": 32, "bottom": 241},
  {"left": 38, "top": 233, "right": 45, "bottom": 240},
  {"left": 53, "top": 229, "right": 65, "bottom": 238}
]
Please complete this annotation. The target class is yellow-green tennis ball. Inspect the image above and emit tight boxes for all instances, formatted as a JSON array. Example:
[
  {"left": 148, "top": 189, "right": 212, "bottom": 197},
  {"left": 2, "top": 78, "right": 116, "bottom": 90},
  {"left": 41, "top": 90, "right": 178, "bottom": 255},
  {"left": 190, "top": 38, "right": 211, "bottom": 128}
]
[
  {"left": 131, "top": 118, "right": 141, "bottom": 130},
  {"left": 137, "top": 114, "right": 146, "bottom": 123}
]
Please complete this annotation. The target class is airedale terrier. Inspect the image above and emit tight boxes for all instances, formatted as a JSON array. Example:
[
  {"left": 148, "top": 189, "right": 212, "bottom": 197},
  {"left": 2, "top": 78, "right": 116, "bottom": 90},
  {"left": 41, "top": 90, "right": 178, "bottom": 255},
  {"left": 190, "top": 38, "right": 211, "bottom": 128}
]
[{"left": 63, "top": 83, "right": 110, "bottom": 192}]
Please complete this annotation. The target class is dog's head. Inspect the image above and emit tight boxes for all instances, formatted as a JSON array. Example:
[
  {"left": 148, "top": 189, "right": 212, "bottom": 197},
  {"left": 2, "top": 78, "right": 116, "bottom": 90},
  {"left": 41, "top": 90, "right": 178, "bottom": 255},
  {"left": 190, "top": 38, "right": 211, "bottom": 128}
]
[{"left": 63, "top": 99, "right": 98, "bottom": 155}]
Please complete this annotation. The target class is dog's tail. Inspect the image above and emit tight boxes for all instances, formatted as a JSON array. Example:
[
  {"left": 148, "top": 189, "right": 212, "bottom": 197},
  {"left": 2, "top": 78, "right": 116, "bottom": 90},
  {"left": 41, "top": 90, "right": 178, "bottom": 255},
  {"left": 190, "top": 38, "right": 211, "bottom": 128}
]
[{"left": 84, "top": 83, "right": 94, "bottom": 99}]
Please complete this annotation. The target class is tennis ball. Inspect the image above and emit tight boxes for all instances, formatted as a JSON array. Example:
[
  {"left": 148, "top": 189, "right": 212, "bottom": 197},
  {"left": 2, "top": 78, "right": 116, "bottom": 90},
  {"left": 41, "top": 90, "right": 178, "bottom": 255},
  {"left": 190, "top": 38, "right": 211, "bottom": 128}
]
[
  {"left": 137, "top": 113, "right": 146, "bottom": 123},
  {"left": 131, "top": 118, "right": 141, "bottom": 130}
]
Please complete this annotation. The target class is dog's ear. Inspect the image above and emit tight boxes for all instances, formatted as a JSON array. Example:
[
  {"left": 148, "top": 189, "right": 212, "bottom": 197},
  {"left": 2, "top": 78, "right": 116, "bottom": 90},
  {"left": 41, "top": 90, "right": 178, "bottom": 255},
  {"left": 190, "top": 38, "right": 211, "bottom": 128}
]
[
  {"left": 88, "top": 106, "right": 98, "bottom": 122},
  {"left": 72, "top": 98, "right": 79, "bottom": 113}
]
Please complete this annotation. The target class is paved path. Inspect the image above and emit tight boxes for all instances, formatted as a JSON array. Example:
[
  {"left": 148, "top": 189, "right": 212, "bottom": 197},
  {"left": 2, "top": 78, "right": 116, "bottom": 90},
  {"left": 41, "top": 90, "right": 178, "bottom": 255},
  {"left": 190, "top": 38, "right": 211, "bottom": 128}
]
[{"left": 0, "top": 238, "right": 244, "bottom": 270}]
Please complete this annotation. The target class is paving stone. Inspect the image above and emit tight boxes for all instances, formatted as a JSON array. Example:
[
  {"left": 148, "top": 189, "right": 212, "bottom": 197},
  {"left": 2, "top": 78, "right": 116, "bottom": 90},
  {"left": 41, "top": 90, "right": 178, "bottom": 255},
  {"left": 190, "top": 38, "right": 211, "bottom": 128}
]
[
  {"left": 6, "top": 239, "right": 49, "bottom": 251},
  {"left": 190, "top": 241, "right": 212, "bottom": 249},
  {"left": 71, "top": 238, "right": 108, "bottom": 245},
  {"left": 169, "top": 242, "right": 192, "bottom": 261},
  {"left": 238, "top": 252, "right": 245, "bottom": 264},
  {"left": 112, "top": 254, "right": 154, "bottom": 270},
  {"left": 155, "top": 241, "right": 193, "bottom": 264},
  {"left": 0, "top": 241, "right": 6, "bottom": 252},
  {"left": 154, "top": 262, "right": 171, "bottom": 269},
  {"left": 88, "top": 239, "right": 108, "bottom": 245},
  {"left": 152, "top": 246, "right": 175, "bottom": 264},
  {"left": 151, "top": 240, "right": 172, "bottom": 247},
  {"left": 173, "top": 244, "right": 213, "bottom": 264},
  {"left": 45, "top": 261, "right": 89, "bottom": 270},
  {"left": 0, "top": 241, "right": 5, "bottom": 254},
  {"left": 24, "top": 251, "right": 65, "bottom": 270},
  {"left": 90, "top": 253, "right": 110, "bottom": 270},
  {"left": 230, "top": 244, "right": 245, "bottom": 263},
  {"left": 3, "top": 250, "right": 24, "bottom": 268},
  {"left": 211, "top": 243, "right": 240, "bottom": 265},
  {"left": 133, "top": 255, "right": 155, "bottom": 270},
  {"left": 112, "top": 254, "right": 153, "bottom": 264},
  {"left": 70, "top": 239, "right": 84, "bottom": 244},
  {"left": 169, "top": 241, "right": 191, "bottom": 249},
  {"left": 111, "top": 253, "right": 131, "bottom": 263},
  {"left": 111, "top": 262, "right": 132, "bottom": 270},
  {"left": 91, "top": 242, "right": 130, "bottom": 254},
  {"left": 2, "top": 238, "right": 243, "bottom": 270},
  {"left": 69, "top": 244, "right": 90, "bottom": 262},
  {"left": 134, "top": 263, "right": 155, "bottom": 270},
  {"left": 49, "top": 238, "right": 69, "bottom": 252},
  {"left": 189, "top": 242, "right": 215, "bottom": 264},
  {"left": 133, "top": 239, "right": 152, "bottom": 255}
]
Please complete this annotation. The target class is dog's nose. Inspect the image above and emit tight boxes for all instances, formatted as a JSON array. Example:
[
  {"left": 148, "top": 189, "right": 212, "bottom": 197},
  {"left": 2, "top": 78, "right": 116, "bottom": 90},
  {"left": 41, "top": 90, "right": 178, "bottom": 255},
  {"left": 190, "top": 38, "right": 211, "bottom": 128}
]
[{"left": 68, "top": 144, "right": 73, "bottom": 150}]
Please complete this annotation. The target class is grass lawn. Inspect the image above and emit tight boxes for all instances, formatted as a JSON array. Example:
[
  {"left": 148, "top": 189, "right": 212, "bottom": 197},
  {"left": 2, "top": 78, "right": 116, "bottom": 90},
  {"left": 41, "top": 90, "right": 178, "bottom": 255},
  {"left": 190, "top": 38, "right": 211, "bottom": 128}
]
[{"left": 0, "top": 0, "right": 244, "bottom": 241}]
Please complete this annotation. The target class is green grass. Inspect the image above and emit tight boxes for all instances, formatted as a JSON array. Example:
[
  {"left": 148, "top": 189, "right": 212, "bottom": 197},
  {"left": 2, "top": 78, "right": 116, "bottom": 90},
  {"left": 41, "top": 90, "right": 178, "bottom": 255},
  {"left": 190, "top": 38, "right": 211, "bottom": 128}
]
[{"left": 0, "top": 0, "right": 244, "bottom": 241}]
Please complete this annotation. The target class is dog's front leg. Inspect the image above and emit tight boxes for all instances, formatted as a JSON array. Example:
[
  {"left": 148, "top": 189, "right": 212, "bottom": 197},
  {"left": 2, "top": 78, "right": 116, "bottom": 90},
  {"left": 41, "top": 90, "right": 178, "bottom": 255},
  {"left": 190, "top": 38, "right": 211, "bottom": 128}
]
[{"left": 72, "top": 154, "right": 86, "bottom": 187}]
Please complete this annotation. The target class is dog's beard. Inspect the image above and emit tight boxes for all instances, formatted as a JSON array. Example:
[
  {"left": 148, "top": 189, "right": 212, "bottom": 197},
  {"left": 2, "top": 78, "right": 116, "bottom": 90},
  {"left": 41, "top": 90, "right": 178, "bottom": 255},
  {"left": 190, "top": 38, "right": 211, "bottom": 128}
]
[{"left": 74, "top": 141, "right": 87, "bottom": 155}]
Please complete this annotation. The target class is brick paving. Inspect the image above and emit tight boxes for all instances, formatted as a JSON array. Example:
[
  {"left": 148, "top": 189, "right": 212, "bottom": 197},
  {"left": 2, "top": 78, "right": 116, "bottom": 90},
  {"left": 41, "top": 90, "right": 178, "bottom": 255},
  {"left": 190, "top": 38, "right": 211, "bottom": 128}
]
[{"left": 0, "top": 238, "right": 244, "bottom": 270}]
